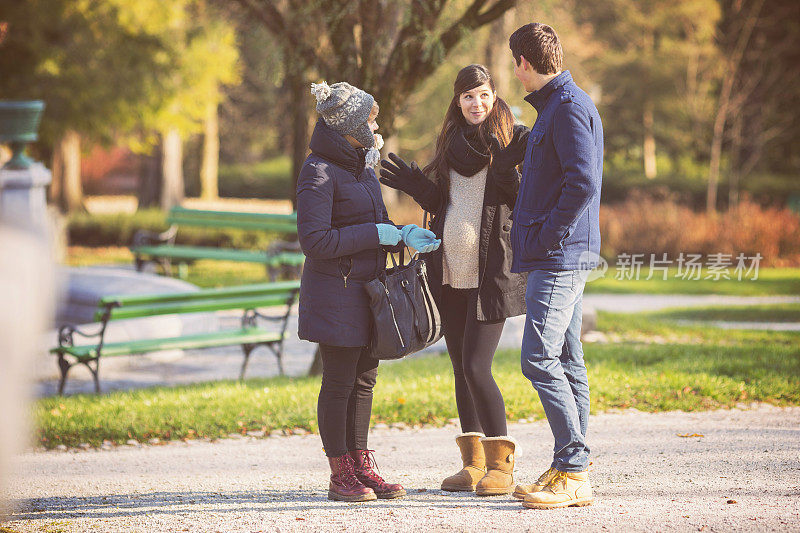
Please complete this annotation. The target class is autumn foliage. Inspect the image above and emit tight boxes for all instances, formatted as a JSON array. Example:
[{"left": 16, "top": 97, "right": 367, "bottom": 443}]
[{"left": 600, "top": 194, "right": 800, "bottom": 267}]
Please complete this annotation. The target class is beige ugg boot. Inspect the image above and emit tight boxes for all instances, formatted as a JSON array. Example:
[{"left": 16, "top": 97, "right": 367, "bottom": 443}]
[
  {"left": 440, "top": 432, "right": 486, "bottom": 491},
  {"left": 475, "top": 436, "right": 517, "bottom": 496},
  {"left": 522, "top": 469, "right": 593, "bottom": 509},
  {"left": 513, "top": 467, "right": 558, "bottom": 500}
]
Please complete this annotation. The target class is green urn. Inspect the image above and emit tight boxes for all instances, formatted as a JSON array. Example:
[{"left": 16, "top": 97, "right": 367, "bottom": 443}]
[{"left": 0, "top": 100, "right": 45, "bottom": 169}]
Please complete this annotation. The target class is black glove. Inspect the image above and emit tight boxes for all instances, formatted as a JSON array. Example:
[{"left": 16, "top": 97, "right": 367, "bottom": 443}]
[
  {"left": 379, "top": 153, "right": 430, "bottom": 198},
  {"left": 488, "top": 126, "right": 530, "bottom": 174}
]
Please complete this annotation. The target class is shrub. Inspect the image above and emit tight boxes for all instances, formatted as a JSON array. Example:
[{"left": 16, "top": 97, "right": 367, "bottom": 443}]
[
  {"left": 600, "top": 193, "right": 800, "bottom": 267},
  {"left": 218, "top": 157, "right": 292, "bottom": 199},
  {"left": 67, "top": 209, "right": 284, "bottom": 249}
]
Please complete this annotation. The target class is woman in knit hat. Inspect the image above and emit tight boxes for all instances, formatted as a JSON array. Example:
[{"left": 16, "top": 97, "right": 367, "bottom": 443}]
[
  {"left": 296, "top": 81, "right": 440, "bottom": 502},
  {"left": 379, "top": 64, "right": 529, "bottom": 496}
]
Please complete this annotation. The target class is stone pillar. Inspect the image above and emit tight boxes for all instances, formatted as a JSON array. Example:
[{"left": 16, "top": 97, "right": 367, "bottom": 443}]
[
  {"left": 0, "top": 225, "right": 55, "bottom": 519},
  {"left": 0, "top": 161, "right": 52, "bottom": 231}
]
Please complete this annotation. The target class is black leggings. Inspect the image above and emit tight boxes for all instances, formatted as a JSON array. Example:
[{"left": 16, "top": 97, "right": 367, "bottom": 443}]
[
  {"left": 317, "top": 344, "right": 379, "bottom": 458},
  {"left": 440, "top": 286, "right": 507, "bottom": 437}
]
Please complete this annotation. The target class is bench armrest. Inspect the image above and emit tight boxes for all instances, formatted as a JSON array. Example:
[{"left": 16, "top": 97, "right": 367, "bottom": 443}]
[
  {"left": 55, "top": 322, "right": 108, "bottom": 354},
  {"left": 132, "top": 225, "right": 178, "bottom": 247}
]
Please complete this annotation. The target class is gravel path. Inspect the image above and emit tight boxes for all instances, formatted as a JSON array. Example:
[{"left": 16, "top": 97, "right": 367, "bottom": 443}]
[{"left": 5, "top": 406, "right": 800, "bottom": 532}]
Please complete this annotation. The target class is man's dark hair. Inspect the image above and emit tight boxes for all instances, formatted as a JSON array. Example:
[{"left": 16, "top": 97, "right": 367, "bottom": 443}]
[{"left": 509, "top": 23, "right": 563, "bottom": 74}]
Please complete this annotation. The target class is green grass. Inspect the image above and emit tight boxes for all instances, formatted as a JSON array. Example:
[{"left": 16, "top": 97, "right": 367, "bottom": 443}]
[
  {"left": 648, "top": 303, "right": 800, "bottom": 322},
  {"left": 35, "top": 311, "right": 800, "bottom": 449},
  {"left": 584, "top": 267, "right": 800, "bottom": 295},
  {"left": 67, "top": 247, "right": 270, "bottom": 288}
]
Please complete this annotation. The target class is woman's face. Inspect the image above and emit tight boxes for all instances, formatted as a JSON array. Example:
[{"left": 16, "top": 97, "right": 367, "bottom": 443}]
[
  {"left": 368, "top": 105, "right": 379, "bottom": 142},
  {"left": 458, "top": 82, "right": 496, "bottom": 125},
  {"left": 345, "top": 104, "right": 380, "bottom": 148}
]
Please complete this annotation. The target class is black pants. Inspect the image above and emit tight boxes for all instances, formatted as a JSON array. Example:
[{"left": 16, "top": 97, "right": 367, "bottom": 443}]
[
  {"left": 440, "top": 285, "right": 507, "bottom": 437},
  {"left": 317, "top": 343, "right": 379, "bottom": 457}
]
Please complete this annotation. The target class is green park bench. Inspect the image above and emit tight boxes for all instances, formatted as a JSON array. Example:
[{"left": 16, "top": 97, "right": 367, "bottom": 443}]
[
  {"left": 131, "top": 207, "right": 305, "bottom": 280},
  {"left": 51, "top": 280, "right": 300, "bottom": 395}
]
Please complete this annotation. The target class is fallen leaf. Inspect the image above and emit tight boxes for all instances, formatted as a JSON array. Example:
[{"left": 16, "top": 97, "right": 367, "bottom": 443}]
[{"left": 677, "top": 433, "right": 705, "bottom": 438}]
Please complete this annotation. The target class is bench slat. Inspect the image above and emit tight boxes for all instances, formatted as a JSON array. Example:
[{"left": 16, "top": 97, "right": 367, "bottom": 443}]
[
  {"left": 131, "top": 245, "right": 305, "bottom": 266},
  {"left": 271, "top": 252, "right": 305, "bottom": 266},
  {"left": 51, "top": 328, "right": 286, "bottom": 361},
  {"left": 170, "top": 207, "right": 297, "bottom": 222},
  {"left": 131, "top": 245, "right": 270, "bottom": 263},
  {"left": 96, "top": 293, "right": 297, "bottom": 321},
  {"left": 166, "top": 216, "right": 298, "bottom": 233},
  {"left": 98, "top": 281, "right": 300, "bottom": 307}
]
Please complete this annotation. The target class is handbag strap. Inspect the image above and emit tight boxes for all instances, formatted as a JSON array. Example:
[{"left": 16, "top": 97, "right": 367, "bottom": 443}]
[
  {"left": 418, "top": 265, "right": 442, "bottom": 344},
  {"left": 400, "top": 278, "right": 425, "bottom": 339}
]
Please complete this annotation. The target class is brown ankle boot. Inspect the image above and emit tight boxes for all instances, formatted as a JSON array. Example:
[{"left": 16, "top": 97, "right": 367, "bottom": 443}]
[
  {"left": 475, "top": 436, "right": 517, "bottom": 496},
  {"left": 441, "top": 432, "right": 486, "bottom": 492},
  {"left": 327, "top": 454, "right": 377, "bottom": 502},
  {"left": 350, "top": 449, "right": 406, "bottom": 499}
]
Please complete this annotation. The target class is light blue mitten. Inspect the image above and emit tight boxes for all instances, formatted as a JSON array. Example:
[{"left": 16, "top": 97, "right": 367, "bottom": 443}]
[
  {"left": 401, "top": 224, "right": 441, "bottom": 253},
  {"left": 376, "top": 223, "right": 402, "bottom": 246}
]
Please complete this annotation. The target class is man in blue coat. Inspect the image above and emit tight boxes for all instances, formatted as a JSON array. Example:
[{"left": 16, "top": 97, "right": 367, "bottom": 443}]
[{"left": 507, "top": 23, "right": 603, "bottom": 510}]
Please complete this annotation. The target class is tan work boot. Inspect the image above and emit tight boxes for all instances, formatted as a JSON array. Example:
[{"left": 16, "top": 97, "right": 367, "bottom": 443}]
[
  {"left": 512, "top": 467, "right": 558, "bottom": 500},
  {"left": 475, "top": 436, "right": 517, "bottom": 496},
  {"left": 522, "top": 469, "right": 593, "bottom": 509},
  {"left": 441, "top": 432, "right": 486, "bottom": 492}
]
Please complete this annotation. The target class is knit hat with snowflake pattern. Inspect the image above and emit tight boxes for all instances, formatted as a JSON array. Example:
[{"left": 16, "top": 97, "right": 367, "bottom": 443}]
[{"left": 310, "top": 81, "right": 383, "bottom": 167}]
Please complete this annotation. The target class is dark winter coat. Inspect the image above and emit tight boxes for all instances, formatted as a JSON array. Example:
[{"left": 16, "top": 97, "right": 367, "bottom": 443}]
[
  {"left": 511, "top": 70, "right": 603, "bottom": 272},
  {"left": 407, "top": 124, "right": 529, "bottom": 322},
  {"left": 296, "top": 119, "right": 399, "bottom": 347}
]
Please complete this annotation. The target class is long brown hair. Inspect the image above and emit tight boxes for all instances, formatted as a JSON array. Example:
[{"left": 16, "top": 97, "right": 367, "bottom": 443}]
[{"left": 423, "top": 64, "right": 515, "bottom": 189}]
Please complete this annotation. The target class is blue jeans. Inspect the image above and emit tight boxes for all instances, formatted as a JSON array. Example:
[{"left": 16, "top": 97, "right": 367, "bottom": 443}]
[{"left": 521, "top": 270, "right": 590, "bottom": 472}]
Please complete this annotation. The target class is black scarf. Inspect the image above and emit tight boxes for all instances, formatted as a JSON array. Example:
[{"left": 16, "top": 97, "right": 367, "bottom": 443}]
[{"left": 446, "top": 123, "right": 490, "bottom": 177}]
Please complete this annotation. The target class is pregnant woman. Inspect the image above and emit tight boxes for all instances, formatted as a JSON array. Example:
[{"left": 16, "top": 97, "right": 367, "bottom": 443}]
[{"left": 379, "top": 64, "right": 529, "bottom": 496}]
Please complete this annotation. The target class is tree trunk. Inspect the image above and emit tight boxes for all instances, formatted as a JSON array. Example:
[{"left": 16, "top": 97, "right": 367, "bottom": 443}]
[
  {"left": 62, "top": 129, "right": 84, "bottom": 212},
  {"left": 199, "top": 102, "right": 220, "bottom": 201},
  {"left": 643, "top": 100, "right": 657, "bottom": 179},
  {"left": 161, "top": 128, "right": 184, "bottom": 210},
  {"left": 707, "top": 78, "right": 731, "bottom": 213},
  {"left": 728, "top": 111, "right": 743, "bottom": 208},
  {"left": 484, "top": 9, "right": 515, "bottom": 98},
  {"left": 707, "top": 0, "right": 765, "bottom": 213},
  {"left": 137, "top": 145, "right": 162, "bottom": 209},
  {"left": 287, "top": 61, "right": 310, "bottom": 210}
]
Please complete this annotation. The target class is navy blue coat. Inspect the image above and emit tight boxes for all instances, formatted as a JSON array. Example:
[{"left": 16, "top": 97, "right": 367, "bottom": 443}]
[
  {"left": 296, "top": 119, "right": 398, "bottom": 347},
  {"left": 511, "top": 71, "right": 604, "bottom": 272}
]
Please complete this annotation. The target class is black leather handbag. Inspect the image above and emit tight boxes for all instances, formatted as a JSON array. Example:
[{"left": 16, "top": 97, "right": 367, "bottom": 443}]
[{"left": 365, "top": 249, "right": 442, "bottom": 360}]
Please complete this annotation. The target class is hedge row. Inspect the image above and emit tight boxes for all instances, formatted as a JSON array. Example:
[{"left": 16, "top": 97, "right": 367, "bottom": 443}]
[{"left": 67, "top": 209, "right": 282, "bottom": 249}]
